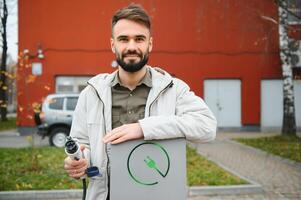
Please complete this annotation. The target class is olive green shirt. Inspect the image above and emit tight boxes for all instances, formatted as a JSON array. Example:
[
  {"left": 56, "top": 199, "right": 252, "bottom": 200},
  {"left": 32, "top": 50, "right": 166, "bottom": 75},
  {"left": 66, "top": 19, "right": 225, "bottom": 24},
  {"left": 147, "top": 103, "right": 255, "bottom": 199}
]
[{"left": 111, "top": 69, "right": 152, "bottom": 129}]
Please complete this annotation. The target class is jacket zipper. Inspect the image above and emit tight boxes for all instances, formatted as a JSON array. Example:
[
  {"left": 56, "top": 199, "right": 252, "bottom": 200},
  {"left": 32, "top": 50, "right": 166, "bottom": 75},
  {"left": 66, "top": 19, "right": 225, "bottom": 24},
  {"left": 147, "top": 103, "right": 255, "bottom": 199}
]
[
  {"left": 148, "top": 80, "right": 173, "bottom": 116},
  {"left": 87, "top": 83, "right": 110, "bottom": 199},
  {"left": 88, "top": 79, "right": 172, "bottom": 198}
]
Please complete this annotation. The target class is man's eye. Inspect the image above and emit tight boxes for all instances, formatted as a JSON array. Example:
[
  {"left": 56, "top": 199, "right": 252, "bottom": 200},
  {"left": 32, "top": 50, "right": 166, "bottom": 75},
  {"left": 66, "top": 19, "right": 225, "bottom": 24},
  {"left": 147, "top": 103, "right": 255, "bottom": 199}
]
[{"left": 136, "top": 37, "right": 145, "bottom": 42}]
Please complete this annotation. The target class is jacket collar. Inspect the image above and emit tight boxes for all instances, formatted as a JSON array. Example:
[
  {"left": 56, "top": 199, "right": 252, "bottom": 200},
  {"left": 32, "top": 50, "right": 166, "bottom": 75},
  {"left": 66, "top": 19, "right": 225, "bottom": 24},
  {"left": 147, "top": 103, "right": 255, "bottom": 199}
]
[
  {"left": 110, "top": 67, "right": 153, "bottom": 88},
  {"left": 87, "top": 66, "right": 173, "bottom": 101}
]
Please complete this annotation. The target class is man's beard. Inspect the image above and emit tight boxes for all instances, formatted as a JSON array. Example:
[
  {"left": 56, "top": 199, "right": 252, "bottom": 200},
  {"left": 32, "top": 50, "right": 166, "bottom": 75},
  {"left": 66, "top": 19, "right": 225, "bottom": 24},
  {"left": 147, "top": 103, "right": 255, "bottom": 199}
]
[{"left": 116, "top": 50, "right": 149, "bottom": 73}]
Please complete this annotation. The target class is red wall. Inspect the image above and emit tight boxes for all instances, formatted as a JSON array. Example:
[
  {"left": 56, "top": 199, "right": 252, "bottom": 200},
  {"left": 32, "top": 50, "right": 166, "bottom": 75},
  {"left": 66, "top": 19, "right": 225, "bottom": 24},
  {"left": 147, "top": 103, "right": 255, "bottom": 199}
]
[{"left": 18, "top": 0, "right": 281, "bottom": 127}]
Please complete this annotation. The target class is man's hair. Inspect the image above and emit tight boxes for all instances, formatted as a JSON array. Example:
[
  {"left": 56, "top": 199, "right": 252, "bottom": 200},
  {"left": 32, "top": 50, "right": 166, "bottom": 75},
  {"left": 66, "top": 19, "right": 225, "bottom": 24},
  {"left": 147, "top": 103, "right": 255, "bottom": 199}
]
[{"left": 111, "top": 3, "right": 151, "bottom": 33}]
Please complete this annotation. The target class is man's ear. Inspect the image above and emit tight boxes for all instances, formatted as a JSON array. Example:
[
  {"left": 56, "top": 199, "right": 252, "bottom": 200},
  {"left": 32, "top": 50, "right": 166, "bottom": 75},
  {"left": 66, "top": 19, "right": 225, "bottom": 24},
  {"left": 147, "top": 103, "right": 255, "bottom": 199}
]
[
  {"left": 110, "top": 38, "right": 115, "bottom": 53},
  {"left": 148, "top": 37, "right": 153, "bottom": 53}
]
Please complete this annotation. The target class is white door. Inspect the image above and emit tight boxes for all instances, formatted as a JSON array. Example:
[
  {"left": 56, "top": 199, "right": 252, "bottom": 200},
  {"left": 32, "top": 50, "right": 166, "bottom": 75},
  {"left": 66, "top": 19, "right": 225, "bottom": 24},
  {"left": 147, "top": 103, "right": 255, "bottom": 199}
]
[
  {"left": 261, "top": 80, "right": 301, "bottom": 129},
  {"left": 261, "top": 80, "right": 283, "bottom": 128},
  {"left": 204, "top": 79, "right": 241, "bottom": 127}
]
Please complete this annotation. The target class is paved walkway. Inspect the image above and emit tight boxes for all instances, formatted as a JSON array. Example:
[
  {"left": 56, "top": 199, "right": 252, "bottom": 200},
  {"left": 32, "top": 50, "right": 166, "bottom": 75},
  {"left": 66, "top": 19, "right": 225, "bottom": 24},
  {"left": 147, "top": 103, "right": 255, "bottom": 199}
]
[{"left": 190, "top": 132, "right": 301, "bottom": 200}]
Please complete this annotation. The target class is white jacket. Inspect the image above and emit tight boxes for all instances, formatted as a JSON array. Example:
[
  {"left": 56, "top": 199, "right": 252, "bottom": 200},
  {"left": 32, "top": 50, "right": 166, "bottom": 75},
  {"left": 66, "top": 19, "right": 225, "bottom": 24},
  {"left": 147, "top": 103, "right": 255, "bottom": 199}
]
[{"left": 70, "top": 66, "right": 217, "bottom": 200}]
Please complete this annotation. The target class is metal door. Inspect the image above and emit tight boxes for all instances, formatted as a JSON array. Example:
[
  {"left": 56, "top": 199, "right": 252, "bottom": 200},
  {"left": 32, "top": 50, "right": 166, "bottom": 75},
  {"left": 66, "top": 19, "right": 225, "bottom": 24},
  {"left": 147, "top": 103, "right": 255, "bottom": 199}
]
[
  {"left": 204, "top": 79, "right": 241, "bottom": 127},
  {"left": 261, "top": 80, "right": 301, "bottom": 129}
]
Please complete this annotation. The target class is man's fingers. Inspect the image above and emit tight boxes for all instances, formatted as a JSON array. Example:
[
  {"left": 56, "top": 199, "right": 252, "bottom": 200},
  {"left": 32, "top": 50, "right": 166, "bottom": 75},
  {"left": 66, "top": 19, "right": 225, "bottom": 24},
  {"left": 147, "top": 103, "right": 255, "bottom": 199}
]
[
  {"left": 103, "top": 130, "right": 124, "bottom": 143},
  {"left": 64, "top": 157, "right": 75, "bottom": 170},
  {"left": 65, "top": 161, "right": 87, "bottom": 172},
  {"left": 69, "top": 169, "right": 86, "bottom": 179},
  {"left": 103, "top": 125, "right": 125, "bottom": 143},
  {"left": 110, "top": 135, "right": 128, "bottom": 144},
  {"left": 103, "top": 126, "right": 124, "bottom": 141},
  {"left": 64, "top": 157, "right": 87, "bottom": 170},
  {"left": 103, "top": 123, "right": 143, "bottom": 144},
  {"left": 67, "top": 163, "right": 87, "bottom": 178}
]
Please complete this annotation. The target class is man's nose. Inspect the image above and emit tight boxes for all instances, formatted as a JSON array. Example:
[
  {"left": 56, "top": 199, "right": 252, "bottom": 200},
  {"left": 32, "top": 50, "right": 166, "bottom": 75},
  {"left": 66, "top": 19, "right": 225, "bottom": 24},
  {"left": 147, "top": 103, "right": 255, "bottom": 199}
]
[{"left": 126, "top": 39, "right": 138, "bottom": 51}]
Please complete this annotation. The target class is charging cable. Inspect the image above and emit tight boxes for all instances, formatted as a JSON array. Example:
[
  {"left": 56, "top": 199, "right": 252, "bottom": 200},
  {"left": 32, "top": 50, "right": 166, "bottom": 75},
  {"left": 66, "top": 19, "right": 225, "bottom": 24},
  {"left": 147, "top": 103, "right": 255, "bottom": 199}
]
[{"left": 65, "top": 136, "right": 102, "bottom": 200}]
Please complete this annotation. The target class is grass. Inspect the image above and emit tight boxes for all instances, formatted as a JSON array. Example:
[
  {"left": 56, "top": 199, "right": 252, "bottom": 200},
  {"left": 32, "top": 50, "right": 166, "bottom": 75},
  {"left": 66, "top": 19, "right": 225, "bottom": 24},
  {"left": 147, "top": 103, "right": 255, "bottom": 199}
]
[
  {"left": 0, "top": 146, "right": 246, "bottom": 191},
  {"left": 0, "top": 147, "right": 81, "bottom": 191},
  {"left": 0, "top": 117, "right": 16, "bottom": 131},
  {"left": 235, "top": 135, "right": 301, "bottom": 162}
]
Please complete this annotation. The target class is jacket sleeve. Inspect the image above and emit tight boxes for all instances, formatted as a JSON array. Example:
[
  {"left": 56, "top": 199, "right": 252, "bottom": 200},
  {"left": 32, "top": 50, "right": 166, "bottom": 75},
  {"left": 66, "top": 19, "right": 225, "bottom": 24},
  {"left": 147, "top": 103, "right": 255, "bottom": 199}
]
[
  {"left": 139, "top": 79, "right": 217, "bottom": 143},
  {"left": 70, "top": 89, "right": 91, "bottom": 166}
]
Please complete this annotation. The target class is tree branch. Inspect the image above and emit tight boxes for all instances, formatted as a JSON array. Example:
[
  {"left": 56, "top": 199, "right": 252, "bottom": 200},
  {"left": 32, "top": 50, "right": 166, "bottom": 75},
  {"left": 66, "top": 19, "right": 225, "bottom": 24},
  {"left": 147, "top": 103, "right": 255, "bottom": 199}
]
[
  {"left": 261, "top": 15, "right": 278, "bottom": 24},
  {"left": 275, "top": 0, "right": 301, "bottom": 21}
]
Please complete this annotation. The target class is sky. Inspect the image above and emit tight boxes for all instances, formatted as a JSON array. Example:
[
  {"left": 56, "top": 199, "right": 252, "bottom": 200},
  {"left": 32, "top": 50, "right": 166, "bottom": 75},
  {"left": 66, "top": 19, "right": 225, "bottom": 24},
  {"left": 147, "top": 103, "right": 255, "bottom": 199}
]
[{"left": 4, "top": 0, "right": 18, "bottom": 63}]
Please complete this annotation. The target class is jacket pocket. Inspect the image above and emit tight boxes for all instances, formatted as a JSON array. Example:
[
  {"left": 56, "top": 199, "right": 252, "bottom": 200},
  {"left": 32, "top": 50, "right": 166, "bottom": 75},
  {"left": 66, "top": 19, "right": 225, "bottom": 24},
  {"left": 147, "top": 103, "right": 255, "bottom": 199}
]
[{"left": 87, "top": 174, "right": 107, "bottom": 200}]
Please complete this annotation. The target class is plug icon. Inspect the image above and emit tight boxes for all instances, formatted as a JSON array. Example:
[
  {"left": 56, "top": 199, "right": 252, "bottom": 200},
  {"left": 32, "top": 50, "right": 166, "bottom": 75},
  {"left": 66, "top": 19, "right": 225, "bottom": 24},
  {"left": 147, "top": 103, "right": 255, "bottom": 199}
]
[{"left": 144, "top": 156, "right": 167, "bottom": 177}]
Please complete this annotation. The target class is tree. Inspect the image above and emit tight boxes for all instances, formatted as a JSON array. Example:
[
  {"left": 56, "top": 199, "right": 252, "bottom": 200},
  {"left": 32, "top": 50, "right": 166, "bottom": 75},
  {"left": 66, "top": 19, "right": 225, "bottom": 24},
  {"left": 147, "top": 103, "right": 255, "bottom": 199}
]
[
  {"left": 0, "top": 0, "right": 8, "bottom": 121},
  {"left": 276, "top": 0, "right": 301, "bottom": 135}
]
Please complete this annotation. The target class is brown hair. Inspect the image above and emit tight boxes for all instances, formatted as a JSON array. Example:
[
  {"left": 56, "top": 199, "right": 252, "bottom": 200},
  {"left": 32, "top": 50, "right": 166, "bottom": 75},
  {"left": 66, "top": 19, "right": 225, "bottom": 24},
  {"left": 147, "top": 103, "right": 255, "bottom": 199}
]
[{"left": 111, "top": 3, "right": 151, "bottom": 34}]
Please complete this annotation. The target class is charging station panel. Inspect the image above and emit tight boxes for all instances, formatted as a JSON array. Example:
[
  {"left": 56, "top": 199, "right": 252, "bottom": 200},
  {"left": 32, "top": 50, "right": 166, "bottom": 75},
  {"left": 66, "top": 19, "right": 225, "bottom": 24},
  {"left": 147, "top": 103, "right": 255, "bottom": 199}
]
[{"left": 110, "top": 138, "right": 187, "bottom": 200}]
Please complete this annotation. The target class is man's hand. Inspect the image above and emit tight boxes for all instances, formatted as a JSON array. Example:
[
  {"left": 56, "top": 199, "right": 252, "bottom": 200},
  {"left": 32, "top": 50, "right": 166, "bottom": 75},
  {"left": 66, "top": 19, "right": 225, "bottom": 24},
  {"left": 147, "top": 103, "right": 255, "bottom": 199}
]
[
  {"left": 64, "top": 145, "right": 88, "bottom": 179},
  {"left": 103, "top": 123, "right": 143, "bottom": 144}
]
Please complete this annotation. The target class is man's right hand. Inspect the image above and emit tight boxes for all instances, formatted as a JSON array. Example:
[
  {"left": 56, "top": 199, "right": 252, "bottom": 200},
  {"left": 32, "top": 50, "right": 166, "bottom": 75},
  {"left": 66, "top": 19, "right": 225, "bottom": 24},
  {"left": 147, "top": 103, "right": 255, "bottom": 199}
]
[{"left": 64, "top": 145, "right": 88, "bottom": 179}]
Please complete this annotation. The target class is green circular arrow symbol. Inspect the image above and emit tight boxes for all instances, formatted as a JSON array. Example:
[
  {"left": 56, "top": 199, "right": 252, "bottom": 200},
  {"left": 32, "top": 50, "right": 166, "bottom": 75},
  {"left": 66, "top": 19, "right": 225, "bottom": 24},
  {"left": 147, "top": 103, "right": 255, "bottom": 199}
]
[{"left": 127, "top": 142, "right": 170, "bottom": 186}]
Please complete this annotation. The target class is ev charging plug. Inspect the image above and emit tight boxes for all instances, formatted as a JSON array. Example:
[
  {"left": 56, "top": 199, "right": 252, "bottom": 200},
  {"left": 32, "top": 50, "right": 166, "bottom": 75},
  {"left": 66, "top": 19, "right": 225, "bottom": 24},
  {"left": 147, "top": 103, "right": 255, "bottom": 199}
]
[{"left": 65, "top": 136, "right": 86, "bottom": 200}]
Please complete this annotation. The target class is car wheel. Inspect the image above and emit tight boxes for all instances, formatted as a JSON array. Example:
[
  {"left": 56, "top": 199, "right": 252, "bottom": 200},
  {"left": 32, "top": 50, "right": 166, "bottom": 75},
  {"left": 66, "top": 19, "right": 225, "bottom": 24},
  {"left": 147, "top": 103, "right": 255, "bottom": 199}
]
[{"left": 49, "top": 127, "right": 69, "bottom": 147}]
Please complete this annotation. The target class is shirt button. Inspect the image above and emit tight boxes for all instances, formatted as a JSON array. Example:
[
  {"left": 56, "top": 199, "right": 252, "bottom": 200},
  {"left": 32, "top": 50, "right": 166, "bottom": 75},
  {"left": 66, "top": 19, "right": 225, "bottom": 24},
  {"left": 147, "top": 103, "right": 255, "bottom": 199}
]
[
  {"left": 128, "top": 111, "right": 132, "bottom": 114},
  {"left": 129, "top": 93, "right": 133, "bottom": 97}
]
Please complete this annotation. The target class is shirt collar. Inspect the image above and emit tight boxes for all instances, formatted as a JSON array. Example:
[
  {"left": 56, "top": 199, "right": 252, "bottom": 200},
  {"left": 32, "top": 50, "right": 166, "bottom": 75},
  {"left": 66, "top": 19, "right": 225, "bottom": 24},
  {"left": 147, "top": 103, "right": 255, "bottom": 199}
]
[{"left": 111, "top": 68, "right": 152, "bottom": 88}]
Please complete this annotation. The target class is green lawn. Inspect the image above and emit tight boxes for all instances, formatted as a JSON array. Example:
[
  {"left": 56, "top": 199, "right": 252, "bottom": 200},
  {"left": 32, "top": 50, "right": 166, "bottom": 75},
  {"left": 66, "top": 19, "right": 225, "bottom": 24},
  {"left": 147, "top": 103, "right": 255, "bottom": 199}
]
[
  {"left": 0, "top": 146, "right": 246, "bottom": 191},
  {"left": 0, "top": 117, "right": 16, "bottom": 131},
  {"left": 0, "top": 147, "right": 81, "bottom": 191},
  {"left": 235, "top": 135, "right": 301, "bottom": 162}
]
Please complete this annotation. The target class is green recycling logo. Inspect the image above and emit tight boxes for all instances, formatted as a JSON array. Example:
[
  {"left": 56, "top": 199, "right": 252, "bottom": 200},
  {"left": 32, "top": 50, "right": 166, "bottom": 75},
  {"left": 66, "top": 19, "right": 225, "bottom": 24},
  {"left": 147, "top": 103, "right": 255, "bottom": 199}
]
[{"left": 127, "top": 142, "right": 170, "bottom": 186}]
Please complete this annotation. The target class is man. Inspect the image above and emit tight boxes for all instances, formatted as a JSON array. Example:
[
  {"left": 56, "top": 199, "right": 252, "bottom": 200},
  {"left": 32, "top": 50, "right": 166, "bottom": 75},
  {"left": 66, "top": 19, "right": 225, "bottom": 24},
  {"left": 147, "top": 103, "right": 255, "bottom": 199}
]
[{"left": 64, "top": 4, "right": 217, "bottom": 200}]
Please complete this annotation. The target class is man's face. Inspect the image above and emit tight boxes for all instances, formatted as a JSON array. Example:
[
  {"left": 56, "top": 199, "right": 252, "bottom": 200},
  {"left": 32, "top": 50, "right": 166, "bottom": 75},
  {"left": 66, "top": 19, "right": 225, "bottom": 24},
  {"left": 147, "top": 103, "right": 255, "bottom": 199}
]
[{"left": 111, "top": 19, "right": 153, "bottom": 73}]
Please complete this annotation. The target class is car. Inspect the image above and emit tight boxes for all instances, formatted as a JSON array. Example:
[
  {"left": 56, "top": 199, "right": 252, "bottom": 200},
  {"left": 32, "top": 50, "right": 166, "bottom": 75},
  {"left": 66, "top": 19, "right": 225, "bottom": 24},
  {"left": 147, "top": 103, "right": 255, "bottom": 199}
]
[{"left": 37, "top": 93, "right": 79, "bottom": 147}]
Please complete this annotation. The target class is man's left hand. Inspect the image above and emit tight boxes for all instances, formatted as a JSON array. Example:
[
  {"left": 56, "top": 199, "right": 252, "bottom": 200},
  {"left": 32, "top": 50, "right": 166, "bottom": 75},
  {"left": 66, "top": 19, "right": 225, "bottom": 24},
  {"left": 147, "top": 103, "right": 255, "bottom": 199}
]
[{"left": 103, "top": 123, "right": 143, "bottom": 144}]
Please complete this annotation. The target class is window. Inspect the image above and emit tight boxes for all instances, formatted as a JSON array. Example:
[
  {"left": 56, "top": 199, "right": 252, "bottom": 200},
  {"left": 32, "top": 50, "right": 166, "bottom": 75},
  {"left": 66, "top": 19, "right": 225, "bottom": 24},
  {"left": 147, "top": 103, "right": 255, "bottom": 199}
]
[
  {"left": 49, "top": 97, "right": 64, "bottom": 110},
  {"left": 66, "top": 97, "right": 78, "bottom": 111},
  {"left": 56, "top": 76, "right": 92, "bottom": 94},
  {"left": 288, "top": 0, "right": 301, "bottom": 24},
  {"left": 57, "top": 85, "right": 74, "bottom": 93}
]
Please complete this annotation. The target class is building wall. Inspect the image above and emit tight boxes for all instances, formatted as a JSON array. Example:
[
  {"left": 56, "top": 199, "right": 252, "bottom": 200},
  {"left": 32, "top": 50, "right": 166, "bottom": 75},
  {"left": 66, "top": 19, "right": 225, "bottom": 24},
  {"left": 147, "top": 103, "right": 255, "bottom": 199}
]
[{"left": 18, "top": 0, "right": 281, "bottom": 127}]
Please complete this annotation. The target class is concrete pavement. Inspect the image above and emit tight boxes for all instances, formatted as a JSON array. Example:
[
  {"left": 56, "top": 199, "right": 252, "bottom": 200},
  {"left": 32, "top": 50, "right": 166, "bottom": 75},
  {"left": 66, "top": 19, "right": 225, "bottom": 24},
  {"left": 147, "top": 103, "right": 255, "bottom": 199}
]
[{"left": 191, "top": 132, "right": 301, "bottom": 200}]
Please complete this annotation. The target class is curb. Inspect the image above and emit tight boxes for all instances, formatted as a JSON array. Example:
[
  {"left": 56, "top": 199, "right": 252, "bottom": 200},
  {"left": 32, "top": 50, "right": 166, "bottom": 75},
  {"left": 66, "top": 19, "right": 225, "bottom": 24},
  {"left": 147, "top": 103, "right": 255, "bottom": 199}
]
[
  {"left": 188, "top": 184, "right": 263, "bottom": 196},
  {"left": 0, "top": 184, "right": 264, "bottom": 200},
  {"left": 0, "top": 190, "right": 82, "bottom": 200},
  {"left": 0, "top": 129, "right": 19, "bottom": 136}
]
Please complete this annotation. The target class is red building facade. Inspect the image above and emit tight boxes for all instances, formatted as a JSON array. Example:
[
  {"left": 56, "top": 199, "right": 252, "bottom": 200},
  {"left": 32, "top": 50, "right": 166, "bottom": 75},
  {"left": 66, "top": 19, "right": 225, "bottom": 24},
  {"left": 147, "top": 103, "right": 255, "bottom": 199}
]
[{"left": 18, "top": 0, "right": 291, "bottom": 132}]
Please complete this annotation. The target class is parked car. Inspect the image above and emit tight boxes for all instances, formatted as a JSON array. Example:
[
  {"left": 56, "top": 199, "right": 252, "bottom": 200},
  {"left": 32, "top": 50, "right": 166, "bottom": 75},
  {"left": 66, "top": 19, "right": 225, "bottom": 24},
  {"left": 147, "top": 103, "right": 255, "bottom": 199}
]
[{"left": 37, "top": 93, "right": 79, "bottom": 147}]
